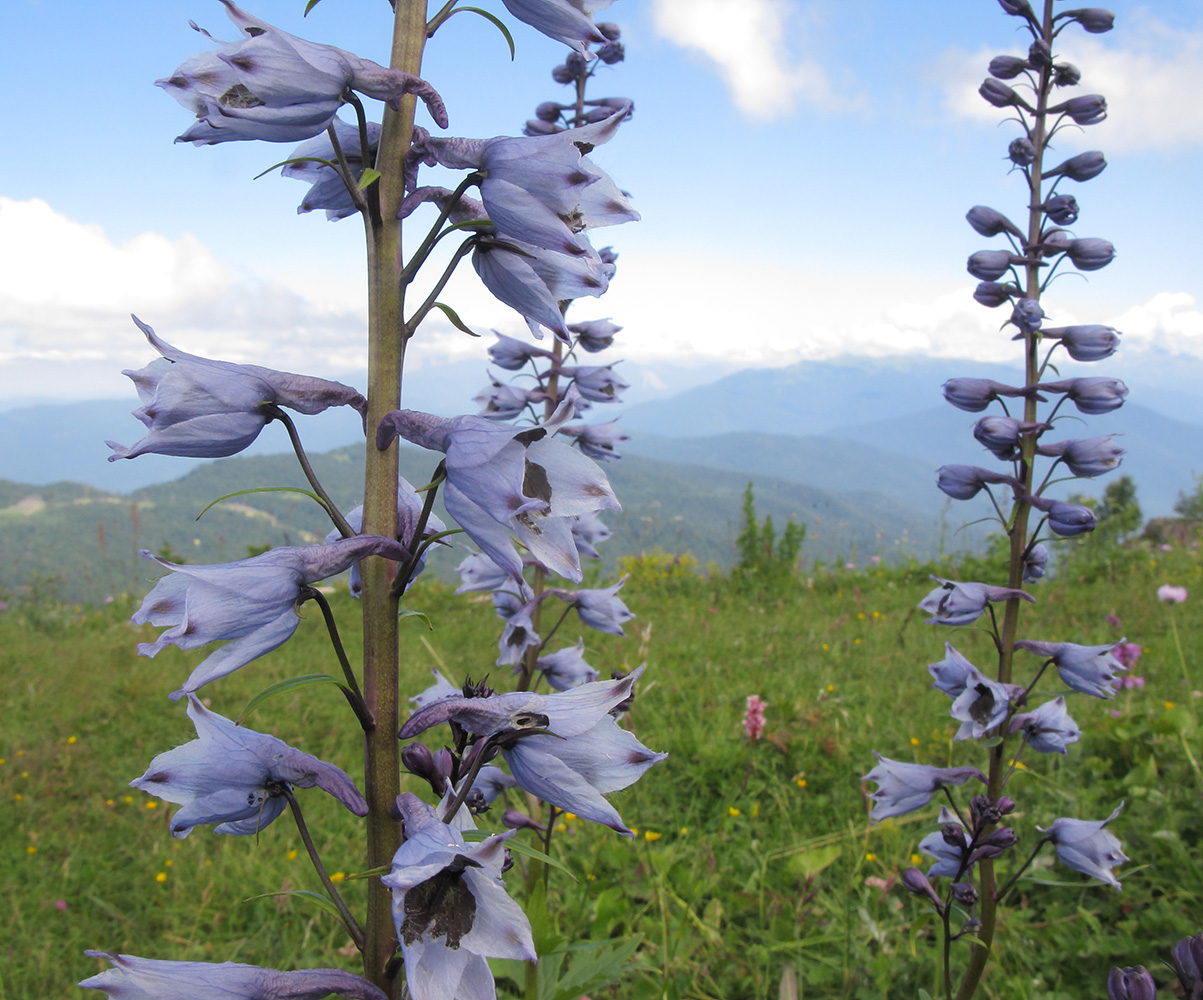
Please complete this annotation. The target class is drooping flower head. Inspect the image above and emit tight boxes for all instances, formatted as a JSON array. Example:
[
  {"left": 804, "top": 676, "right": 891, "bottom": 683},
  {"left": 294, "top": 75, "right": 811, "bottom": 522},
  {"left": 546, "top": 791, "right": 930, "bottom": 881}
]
[
  {"left": 108, "top": 316, "right": 367, "bottom": 461},
  {"left": 862, "top": 752, "right": 986, "bottom": 823},
  {"left": 919, "top": 576, "right": 1034, "bottom": 626},
  {"left": 535, "top": 638, "right": 598, "bottom": 690},
  {"left": 157, "top": 1, "right": 446, "bottom": 145},
  {"left": 133, "top": 535, "right": 407, "bottom": 699},
  {"left": 1039, "top": 802, "right": 1127, "bottom": 889},
  {"left": 79, "top": 952, "right": 387, "bottom": 1000},
  {"left": 130, "top": 695, "right": 366, "bottom": 836},
  {"left": 1008, "top": 696, "right": 1082, "bottom": 754},
  {"left": 1014, "top": 639, "right": 1125, "bottom": 698}
]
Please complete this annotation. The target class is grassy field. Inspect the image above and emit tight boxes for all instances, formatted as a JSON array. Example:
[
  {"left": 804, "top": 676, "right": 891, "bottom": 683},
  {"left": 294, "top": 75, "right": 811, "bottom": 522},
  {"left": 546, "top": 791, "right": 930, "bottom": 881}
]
[{"left": 2, "top": 540, "right": 1201, "bottom": 999}]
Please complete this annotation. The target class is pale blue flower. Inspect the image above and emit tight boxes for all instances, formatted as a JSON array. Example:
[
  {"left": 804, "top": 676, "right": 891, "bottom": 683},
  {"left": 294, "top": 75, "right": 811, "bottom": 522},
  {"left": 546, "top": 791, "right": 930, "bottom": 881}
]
[
  {"left": 499, "top": 0, "right": 614, "bottom": 57},
  {"left": 561, "top": 419, "right": 629, "bottom": 462},
  {"left": 918, "top": 806, "right": 968, "bottom": 878},
  {"left": 376, "top": 394, "right": 620, "bottom": 584},
  {"left": 536, "top": 638, "right": 598, "bottom": 690},
  {"left": 487, "top": 330, "right": 554, "bottom": 371},
  {"left": 399, "top": 666, "right": 666, "bottom": 835},
  {"left": 382, "top": 794, "right": 535, "bottom": 1000},
  {"left": 569, "top": 318, "right": 621, "bottom": 352},
  {"left": 570, "top": 511, "right": 612, "bottom": 558},
  {"left": 454, "top": 552, "right": 511, "bottom": 594},
  {"left": 284, "top": 118, "right": 381, "bottom": 220},
  {"left": 410, "top": 668, "right": 461, "bottom": 709},
  {"left": 107, "top": 316, "right": 366, "bottom": 461},
  {"left": 863, "top": 752, "right": 986, "bottom": 823},
  {"left": 919, "top": 576, "right": 1034, "bottom": 626},
  {"left": 1009, "top": 696, "right": 1081, "bottom": 753},
  {"left": 1040, "top": 802, "right": 1127, "bottom": 889},
  {"left": 553, "top": 576, "right": 634, "bottom": 635},
  {"left": 1014, "top": 639, "right": 1125, "bottom": 697},
  {"left": 950, "top": 675, "right": 1015, "bottom": 741},
  {"left": 80, "top": 952, "right": 386, "bottom": 1000},
  {"left": 158, "top": 1, "right": 446, "bottom": 145},
  {"left": 130, "top": 695, "right": 366, "bottom": 837},
  {"left": 133, "top": 535, "right": 407, "bottom": 699}
]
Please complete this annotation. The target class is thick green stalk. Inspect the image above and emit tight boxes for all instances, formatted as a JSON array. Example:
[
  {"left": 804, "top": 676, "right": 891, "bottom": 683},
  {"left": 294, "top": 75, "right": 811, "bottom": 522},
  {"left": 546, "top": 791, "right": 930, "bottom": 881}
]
[
  {"left": 360, "top": 2, "right": 429, "bottom": 994},
  {"left": 955, "top": 5, "right": 1054, "bottom": 998}
]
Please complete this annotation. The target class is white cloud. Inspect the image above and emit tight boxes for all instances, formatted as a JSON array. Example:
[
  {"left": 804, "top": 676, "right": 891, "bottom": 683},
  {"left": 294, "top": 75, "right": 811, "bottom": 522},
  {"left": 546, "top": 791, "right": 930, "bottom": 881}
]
[
  {"left": 650, "top": 0, "right": 842, "bottom": 119},
  {"left": 941, "top": 14, "right": 1203, "bottom": 151}
]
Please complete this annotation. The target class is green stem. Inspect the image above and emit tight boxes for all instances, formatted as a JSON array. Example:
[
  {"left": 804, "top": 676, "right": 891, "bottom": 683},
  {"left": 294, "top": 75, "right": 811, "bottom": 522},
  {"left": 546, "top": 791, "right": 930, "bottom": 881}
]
[
  {"left": 390, "top": 463, "right": 446, "bottom": 599},
  {"left": 301, "top": 588, "right": 372, "bottom": 730},
  {"left": 266, "top": 405, "right": 355, "bottom": 538},
  {"left": 283, "top": 786, "right": 365, "bottom": 950},
  {"left": 403, "top": 236, "right": 478, "bottom": 336},
  {"left": 360, "top": 2, "right": 428, "bottom": 994}
]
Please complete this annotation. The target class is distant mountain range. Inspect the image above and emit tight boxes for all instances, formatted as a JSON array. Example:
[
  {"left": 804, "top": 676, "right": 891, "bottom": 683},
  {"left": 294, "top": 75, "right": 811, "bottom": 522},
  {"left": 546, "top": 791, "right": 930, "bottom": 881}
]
[{"left": 2, "top": 353, "right": 1197, "bottom": 602}]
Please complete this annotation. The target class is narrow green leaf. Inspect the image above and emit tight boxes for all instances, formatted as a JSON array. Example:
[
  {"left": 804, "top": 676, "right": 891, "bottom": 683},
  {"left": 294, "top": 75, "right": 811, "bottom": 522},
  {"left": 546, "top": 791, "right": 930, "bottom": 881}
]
[
  {"left": 358, "top": 167, "right": 382, "bottom": 191},
  {"left": 344, "top": 864, "right": 392, "bottom": 881},
  {"left": 195, "top": 486, "right": 327, "bottom": 521},
  {"left": 433, "top": 301, "right": 482, "bottom": 337},
  {"left": 461, "top": 829, "right": 577, "bottom": 880},
  {"left": 243, "top": 888, "right": 343, "bottom": 920},
  {"left": 398, "top": 609, "right": 434, "bottom": 630},
  {"left": 303, "top": 0, "right": 323, "bottom": 14},
  {"left": 239, "top": 674, "right": 343, "bottom": 722},
  {"left": 450, "top": 6, "right": 516, "bottom": 59}
]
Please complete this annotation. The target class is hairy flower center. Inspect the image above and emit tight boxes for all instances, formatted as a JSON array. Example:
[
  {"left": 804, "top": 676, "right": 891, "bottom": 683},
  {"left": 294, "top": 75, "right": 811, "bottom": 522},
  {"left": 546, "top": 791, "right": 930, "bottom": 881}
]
[
  {"left": 219, "top": 83, "right": 266, "bottom": 109},
  {"left": 400, "top": 865, "right": 477, "bottom": 949}
]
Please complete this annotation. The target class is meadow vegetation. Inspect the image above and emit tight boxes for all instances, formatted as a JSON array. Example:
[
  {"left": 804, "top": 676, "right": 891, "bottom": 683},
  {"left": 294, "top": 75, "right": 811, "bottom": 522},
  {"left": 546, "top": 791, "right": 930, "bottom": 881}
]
[{"left": 3, "top": 528, "right": 1201, "bottom": 999}]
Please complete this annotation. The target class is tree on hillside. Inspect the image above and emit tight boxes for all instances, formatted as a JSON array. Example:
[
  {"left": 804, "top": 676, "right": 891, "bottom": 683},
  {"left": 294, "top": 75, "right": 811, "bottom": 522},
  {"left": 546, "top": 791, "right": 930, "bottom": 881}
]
[{"left": 733, "top": 482, "right": 805, "bottom": 592}]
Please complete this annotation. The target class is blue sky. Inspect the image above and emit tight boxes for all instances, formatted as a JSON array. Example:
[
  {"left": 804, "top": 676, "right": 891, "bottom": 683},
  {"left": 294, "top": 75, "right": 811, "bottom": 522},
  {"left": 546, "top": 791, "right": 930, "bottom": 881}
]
[{"left": 2, "top": 0, "right": 1201, "bottom": 408}]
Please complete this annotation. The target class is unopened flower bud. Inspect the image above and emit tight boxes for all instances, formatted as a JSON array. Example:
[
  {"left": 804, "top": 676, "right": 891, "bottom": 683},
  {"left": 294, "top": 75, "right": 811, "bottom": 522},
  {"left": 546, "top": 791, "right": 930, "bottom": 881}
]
[
  {"left": 967, "top": 249, "right": 1021, "bottom": 281},
  {"left": 1023, "top": 543, "right": 1049, "bottom": 582},
  {"left": 966, "top": 205, "right": 1023, "bottom": 238},
  {"left": 1107, "top": 966, "right": 1156, "bottom": 1000},
  {"left": 952, "top": 882, "right": 979, "bottom": 905},
  {"left": 995, "top": 796, "right": 1016, "bottom": 815},
  {"left": 987, "top": 55, "right": 1029, "bottom": 80},
  {"left": 1063, "top": 8, "right": 1116, "bottom": 33},
  {"left": 1054, "top": 62, "right": 1082, "bottom": 87},
  {"left": 551, "top": 63, "right": 575, "bottom": 84},
  {"left": 1039, "top": 376, "right": 1128, "bottom": 414},
  {"left": 401, "top": 742, "right": 448, "bottom": 796},
  {"left": 1008, "top": 137, "right": 1036, "bottom": 166},
  {"left": 998, "top": 0, "right": 1036, "bottom": 18},
  {"left": 524, "top": 119, "right": 563, "bottom": 136},
  {"left": 581, "top": 106, "right": 615, "bottom": 123},
  {"left": 1066, "top": 237, "right": 1115, "bottom": 271},
  {"left": 968, "top": 844, "right": 1006, "bottom": 864},
  {"left": 973, "top": 415, "right": 1040, "bottom": 459},
  {"left": 596, "top": 21, "right": 621, "bottom": 40},
  {"left": 1170, "top": 931, "right": 1203, "bottom": 996},
  {"left": 981, "top": 826, "right": 1019, "bottom": 849},
  {"left": 1054, "top": 94, "right": 1107, "bottom": 126},
  {"left": 942, "top": 824, "right": 969, "bottom": 848},
  {"left": 1043, "top": 323, "right": 1119, "bottom": 361},
  {"left": 900, "top": 867, "right": 944, "bottom": 909},
  {"left": 1046, "top": 150, "right": 1107, "bottom": 182},
  {"left": 1043, "top": 194, "right": 1079, "bottom": 225},
  {"left": 597, "top": 41, "right": 624, "bottom": 64},
  {"left": 1038, "top": 435, "right": 1125, "bottom": 477},
  {"left": 565, "top": 51, "right": 589, "bottom": 74},
  {"left": 535, "top": 101, "right": 564, "bottom": 122},
  {"left": 502, "top": 808, "right": 547, "bottom": 832},
  {"left": 1028, "top": 39, "right": 1052, "bottom": 69},
  {"left": 980, "top": 78, "right": 1026, "bottom": 109},
  {"left": 1011, "top": 297, "right": 1045, "bottom": 334},
  {"left": 943, "top": 377, "right": 1034, "bottom": 413},
  {"left": 1025, "top": 495, "right": 1098, "bottom": 536},
  {"left": 937, "top": 465, "right": 1021, "bottom": 501},
  {"left": 974, "top": 281, "right": 1019, "bottom": 308}
]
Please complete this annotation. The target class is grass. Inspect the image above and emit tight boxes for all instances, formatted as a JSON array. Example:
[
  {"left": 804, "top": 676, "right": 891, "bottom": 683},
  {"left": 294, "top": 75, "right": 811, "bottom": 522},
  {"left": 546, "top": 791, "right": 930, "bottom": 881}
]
[{"left": 2, "top": 538, "right": 1201, "bottom": 999}]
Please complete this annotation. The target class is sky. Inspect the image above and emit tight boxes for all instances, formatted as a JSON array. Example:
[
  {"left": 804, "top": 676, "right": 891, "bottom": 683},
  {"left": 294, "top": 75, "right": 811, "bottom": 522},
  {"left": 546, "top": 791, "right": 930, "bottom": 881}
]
[{"left": 2, "top": 0, "right": 1202, "bottom": 410}]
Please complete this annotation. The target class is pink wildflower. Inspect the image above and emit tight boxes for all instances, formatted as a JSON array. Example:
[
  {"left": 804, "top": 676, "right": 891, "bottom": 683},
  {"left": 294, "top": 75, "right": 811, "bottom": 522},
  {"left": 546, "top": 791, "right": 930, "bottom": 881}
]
[
  {"left": 744, "top": 695, "right": 767, "bottom": 741},
  {"left": 1158, "top": 585, "right": 1188, "bottom": 603},
  {"left": 1105, "top": 612, "right": 1122, "bottom": 628},
  {"left": 1121, "top": 676, "right": 1145, "bottom": 691},
  {"left": 1112, "top": 642, "right": 1142, "bottom": 669}
]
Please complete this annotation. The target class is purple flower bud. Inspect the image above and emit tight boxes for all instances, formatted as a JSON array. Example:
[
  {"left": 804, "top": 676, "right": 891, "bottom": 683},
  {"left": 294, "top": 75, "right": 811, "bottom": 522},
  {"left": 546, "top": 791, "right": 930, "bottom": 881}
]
[
  {"left": 952, "top": 882, "right": 979, "bottom": 905},
  {"left": 1066, "top": 237, "right": 1116, "bottom": 271},
  {"left": 551, "top": 63, "right": 575, "bottom": 84},
  {"left": 1037, "top": 434, "right": 1125, "bottom": 477},
  {"left": 565, "top": 51, "right": 589, "bottom": 74},
  {"left": 1046, "top": 150, "right": 1107, "bottom": 182},
  {"left": 966, "top": 205, "right": 1024, "bottom": 238},
  {"left": 1008, "top": 137, "right": 1036, "bottom": 166},
  {"left": 535, "top": 101, "right": 564, "bottom": 122},
  {"left": 1025, "top": 494, "right": 1097, "bottom": 536},
  {"left": 1043, "top": 194, "right": 1080, "bottom": 226},
  {"left": 502, "top": 808, "right": 547, "bottom": 832},
  {"left": 974, "top": 281, "right": 1019, "bottom": 308},
  {"left": 1053, "top": 94, "right": 1107, "bottom": 126},
  {"left": 967, "top": 250, "right": 1022, "bottom": 281},
  {"left": 1010, "top": 297, "right": 1045, "bottom": 334},
  {"left": 979, "top": 78, "right": 1027, "bottom": 109},
  {"left": 997, "top": 0, "right": 1036, "bottom": 19},
  {"left": 973, "top": 415, "right": 1042, "bottom": 459},
  {"left": 900, "top": 868, "right": 944, "bottom": 908},
  {"left": 524, "top": 119, "right": 564, "bottom": 135},
  {"left": 1062, "top": 8, "right": 1116, "bottom": 33},
  {"left": 596, "top": 41, "right": 625, "bottom": 64},
  {"left": 1107, "top": 967, "right": 1157, "bottom": 1000},
  {"left": 580, "top": 106, "right": 616, "bottom": 123},
  {"left": 1038, "top": 376, "right": 1128, "bottom": 414},
  {"left": 1170, "top": 932, "right": 1203, "bottom": 997},
  {"left": 596, "top": 22, "right": 621, "bottom": 40},
  {"left": 936, "top": 465, "right": 1021, "bottom": 501},
  {"left": 943, "top": 378, "right": 1036, "bottom": 413},
  {"left": 1027, "top": 39, "right": 1052, "bottom": 70},
  {"left": 1042, "top": 323, "right": 1118, "bottom": 361},
  {"left": 987, "top": 55, "right": 1030, "bottom": 80},
  {"left": 1023, "top": 542, "right": 1049, "bottom": 582},
  {"left": 1054, "top": 62, "right": 1082, "bottom": 87}
]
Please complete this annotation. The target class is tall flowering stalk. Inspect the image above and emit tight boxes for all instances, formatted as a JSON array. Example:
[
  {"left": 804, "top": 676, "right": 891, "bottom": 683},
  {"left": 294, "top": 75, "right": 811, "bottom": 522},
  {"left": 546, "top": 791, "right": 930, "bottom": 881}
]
[
  {"left": 864, "top": 3, "right": 1130, "bottom": 998},
  {"left": 89, "top": 3, "right": 660, "bottom": 999}
]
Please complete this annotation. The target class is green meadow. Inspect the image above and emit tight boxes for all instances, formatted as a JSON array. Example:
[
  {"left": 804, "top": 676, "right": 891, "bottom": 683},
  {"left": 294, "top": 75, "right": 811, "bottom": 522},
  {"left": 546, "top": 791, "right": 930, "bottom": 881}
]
[{"left": 3, "top": 541, "right": 1201, "bottom": 999}]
